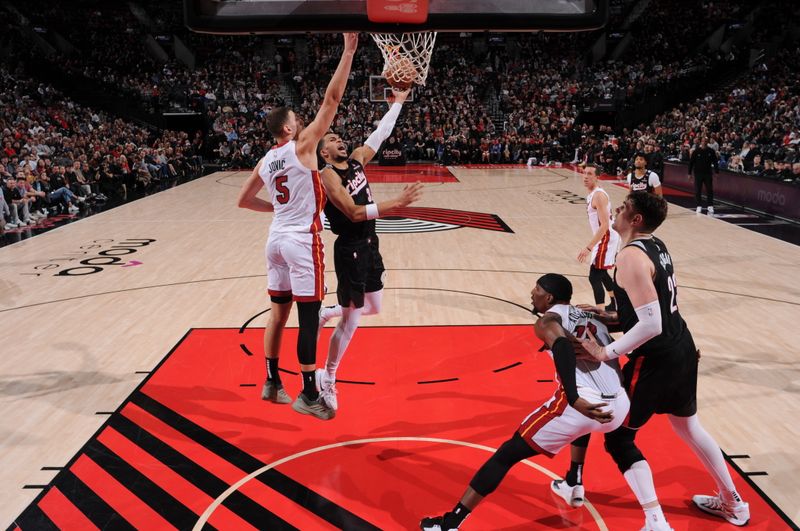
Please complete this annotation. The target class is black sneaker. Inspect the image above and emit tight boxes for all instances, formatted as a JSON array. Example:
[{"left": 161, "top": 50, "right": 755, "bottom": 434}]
[
  {"left": 604, "top": 299, "right": 616, "bottom": 312},
  {"left": 420, "top": 515, "right": 459, "bottom": 531}
]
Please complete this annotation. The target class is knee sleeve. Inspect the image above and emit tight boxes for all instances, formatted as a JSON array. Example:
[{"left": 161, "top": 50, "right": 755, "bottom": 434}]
[
  {"left": 604, "top": 428, "right": 645, "bottom": 473},
  {"left": 469, "top": 433, "right": 536, "bottom": 497},
  {"left": 572, "top": 433, "right": 590, "bottom": 449},
  {"left": 362, "top": 289, "right": 383, "bottom": 316},
  {"left": 295, "top": 301, "right": 322, "bottom": 365},
  {"left": 270, "top": 295, "right": 292, "bottom": 304}
]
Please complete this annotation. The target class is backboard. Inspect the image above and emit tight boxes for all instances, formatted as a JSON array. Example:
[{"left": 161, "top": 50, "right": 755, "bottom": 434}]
[{"left": 185, "top": 0, "right": 608, "bottom": 34}]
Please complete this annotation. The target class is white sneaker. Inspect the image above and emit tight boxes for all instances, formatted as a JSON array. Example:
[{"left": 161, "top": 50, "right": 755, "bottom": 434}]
[
  {"left": 16, "top": 219, "right": 28, "bottom": 226},
  {"left": 550, "top": 479, "right": 584, "bottom": 508},
  {"left": 68, "top": 205, "right": 79, "bottom": 213},
  {"left": 315, "top": 368, "right": 338, "bottom": 410},
  {"left": 5, "top": 221, "right": 18, "bottom": 229},
  {"left": 692, "top": 494, "right": 749, "bottom": 526},
  {"left": 639, "top": 523, "right": 673, "bottom": 531},
  {"left": 696, "top": 206, "right": 703, "bottom": 214},
  {"left": 707, "top": 206, "right": 715, "bottom": 215}
]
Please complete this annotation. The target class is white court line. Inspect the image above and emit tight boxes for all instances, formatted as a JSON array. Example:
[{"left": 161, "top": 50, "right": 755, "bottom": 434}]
[{"left": 192, "top": 436, "right": 608, "bottom": 531}]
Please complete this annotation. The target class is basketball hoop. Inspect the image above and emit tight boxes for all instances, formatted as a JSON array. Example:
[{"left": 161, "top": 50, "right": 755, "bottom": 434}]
[{"left": 371, "top": 32, "right": 437, "bottom": 88}]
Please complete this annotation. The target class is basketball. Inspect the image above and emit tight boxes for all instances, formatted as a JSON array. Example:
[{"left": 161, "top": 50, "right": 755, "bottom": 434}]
[{"left": 382, "top": 55, "right": 417, "bottom": 91}]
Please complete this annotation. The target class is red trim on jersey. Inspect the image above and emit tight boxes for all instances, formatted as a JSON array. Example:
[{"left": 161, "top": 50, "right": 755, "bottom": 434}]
[
  {"left": 309, "top": 169, "right": 326, "bottom": 234},
  {"left": 294, "top": 233, "right": 325, "bottom": 302},
  {"left": 268, "top": 289, "right": 292, "bottom": 297},
  {"left": 623, "top": 356, "right": 645, "bottom": 428},
  {"left": 518, "top": 387, "right": 568, "bottom": 456},
  {"left": 271, "top": 140, "right": 290, "bottom": 150},
  {"left": 593, "top": 230, "right": 613, "bottom": 270}
]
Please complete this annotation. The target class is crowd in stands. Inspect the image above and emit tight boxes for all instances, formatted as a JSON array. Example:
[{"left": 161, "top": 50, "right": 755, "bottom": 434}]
[
  {"left": 2, "top": 0, "right": 799, "bottom": 236},
  {"left": 0, "top": 66, "right": 202, "bottom": 233}
]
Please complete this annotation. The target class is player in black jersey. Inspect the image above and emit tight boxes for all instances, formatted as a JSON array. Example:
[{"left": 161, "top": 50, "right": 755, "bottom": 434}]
[
  {"left": 626, "top": 153, "right": 663, "bottom": 196},
  {"left": 578, "top": 192, "right": 749, "bottom": 528},
  {"left": 314, "top": 89, "right": 423, "bottom": 411}
]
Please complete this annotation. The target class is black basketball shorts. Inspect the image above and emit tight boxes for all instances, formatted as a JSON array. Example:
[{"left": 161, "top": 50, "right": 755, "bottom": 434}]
[
  {"left": 333, "top": 235, "right": 385, "bottom": 308},
  {"left": 622, "top": 332, "right": 699, "bottom": 429}
]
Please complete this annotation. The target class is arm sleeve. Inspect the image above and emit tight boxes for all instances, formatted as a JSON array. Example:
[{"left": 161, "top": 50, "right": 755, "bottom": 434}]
[
  {"left": 552, "top": 336, "right": 580, "bottom": 406},
  {"left": 603, "top": 300, "right": 662, "bottom": 359},
  {"left": 365, "top": 103, "right": 403, "bottom": 152}
]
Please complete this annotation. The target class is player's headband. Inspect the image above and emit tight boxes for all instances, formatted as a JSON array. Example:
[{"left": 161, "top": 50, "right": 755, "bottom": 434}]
[{"left": 537, "top": 273, "right": 572, "bottom": 302}]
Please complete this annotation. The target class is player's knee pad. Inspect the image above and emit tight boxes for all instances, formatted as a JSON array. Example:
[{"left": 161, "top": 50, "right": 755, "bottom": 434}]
[
  {"left": 469, "top": 433, "right": 535, "bottom": 496},
  {"left": 270, "top": 295, "right": 292, "bottom": 304},
  {"left": 362, "top": 290, "right": 382, "bottom": 315},
  {"left": 572, "top": 433, "right": 590, "bottom": 449},
  {"left": 604, "top": 428, "right": 644, "bottom": 473},
  {"left": 296, "top": 301, "right": 322, "bottom": 365}
]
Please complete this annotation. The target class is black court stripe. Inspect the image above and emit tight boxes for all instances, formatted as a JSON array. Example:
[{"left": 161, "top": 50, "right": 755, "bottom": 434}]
[
  {"left": 131, "top": 392, "right": 381, "bottom": 530},
  {"left": 493, "top": 361, "right": 522, "bottom": 373},
  {"left": 55, "top": 470, "right": 136, "bottom": 531},
  {"left": 9, "top": 501, "right": 59, "bottom": 531},
  {"left": 257, "top": 469, "right": 381, "bottom": 531},
  {"left": 109, "top": 415, "right": 294, "bottom": 530},
  {"left": 82, "top": 439, "right": 204, "bottom": 530}
]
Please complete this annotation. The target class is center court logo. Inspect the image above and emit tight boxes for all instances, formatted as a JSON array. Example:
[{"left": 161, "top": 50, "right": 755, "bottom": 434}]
[
  {"left": 22, "top": 238, "right": 157, "bottom": 277},
  {"left": 325, "top": 207, "right": 513, "bottom": 234}
]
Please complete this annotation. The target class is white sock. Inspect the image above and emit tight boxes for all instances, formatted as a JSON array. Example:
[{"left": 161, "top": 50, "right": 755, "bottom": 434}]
[
  {"left": 623, "top": 460, "right": 659, "bottom": 506},
  {"left": 325, "top": 306, "right": 362, "bottom": 378},
  {"left": 644, "top": 505, "right": 666, "bottom": 526},
  {"left": 668, "top": 414, "right": 739, "bottom": 502}
]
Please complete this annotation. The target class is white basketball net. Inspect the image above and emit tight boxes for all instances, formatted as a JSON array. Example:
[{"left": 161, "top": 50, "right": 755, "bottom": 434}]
[{"left": 370, "top": 32, "right": 437, "bottom": 87}]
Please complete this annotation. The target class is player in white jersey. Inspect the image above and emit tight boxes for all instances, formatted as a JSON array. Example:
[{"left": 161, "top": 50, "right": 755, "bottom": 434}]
[
  {"left": 420, "top": 274, "right": 628, "bottom": 531},
  {"left": 237, "top": 33, "right": 359, "bottom": 421},
  {"left": 577, "top": 163, "right": 620, "bottom": 312}
]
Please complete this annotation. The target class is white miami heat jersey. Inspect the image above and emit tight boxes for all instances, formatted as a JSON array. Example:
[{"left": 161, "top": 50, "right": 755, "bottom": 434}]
[
  {"left": 586, "top": 186, "right": 620, "bottom": 264},
  {"left": 259, "top": 140, "right": 325, "bottom": 234},
  {"left": 547, "top": 304, "right": 623, "bottom": 397}
]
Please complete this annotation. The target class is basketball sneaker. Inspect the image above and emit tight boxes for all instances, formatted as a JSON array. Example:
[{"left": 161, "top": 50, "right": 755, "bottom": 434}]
[
  {"left": 551, "top": 479, "right": 585, "bottom": 508},
  {"left": 639, "top": 522, "right": 673, "bottom": 531},
  {"left": 261, "top": 381, "right": 292, "bottom": 404},
  {"left": 315, "top": 368, "right": 338, "bottom": 410},
  {"left": 292, "top": 392, "right": 335, "bottom": 420},
  {"left": 696, "top": 206, "right": 703, "bottom": 214},
  {"left": 707, "top": 206, "right": 715, "bottom": 216},
  {"left": 419, "top": 513, "right": 463, "bottom": 531},
  {"left": 692, "top": 493, "right": 750, "bottom": 526}
]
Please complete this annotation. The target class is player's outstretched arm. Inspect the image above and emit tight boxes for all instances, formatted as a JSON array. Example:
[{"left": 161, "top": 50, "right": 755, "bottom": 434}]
[
  {"left": 535, "top": 314, "right": 612, "bottom": 423},
  {"left": 581, "top": 248, "right": 661, "bottom": 361},
  {"left": 351, "top": 89, "right": 410, "bottom": 166},
  {"left": 320, "top": 168, "right": 422, "bottom": 222},
  {"left": 237, "top": 160, "right": 274, "bottom": 212},
  {"left": 297, "top": 33, "right": 358, "bottom": 160}
]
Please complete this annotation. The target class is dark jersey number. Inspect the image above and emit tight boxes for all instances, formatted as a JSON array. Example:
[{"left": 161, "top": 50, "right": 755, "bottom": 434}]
[
  {"left": 574, "top": 322, "right": 598, "bottom": 339},
  {"left": 275, "top": 175, "right": 290, "bottom": 204}
]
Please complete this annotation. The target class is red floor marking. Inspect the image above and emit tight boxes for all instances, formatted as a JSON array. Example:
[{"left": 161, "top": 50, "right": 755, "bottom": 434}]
[
  {"left": 95, "top": 427, "right": 257, "bottom": 531},
  {"left": 34, "top": 326, "right": 793, "bottom": 529},
  {"left": 70, "top": 454, "right": 175, "bottom": 530},
  {"left": 38, "top": 487, "right": 99, "bottom": 531},
  {"left": 120, "top": 402, "right": 337, "bottom": 530},
  {"left": 137, "top": 326, "right": 787, "bottom": 530},
  {"left": 364, "top": 164, "right": 458, "bottom": 183}
]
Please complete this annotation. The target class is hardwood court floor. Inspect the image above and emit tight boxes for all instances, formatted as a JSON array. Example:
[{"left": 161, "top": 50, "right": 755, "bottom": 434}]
[{"left": 1, "top": 165, "right": 798, "bottom": 529}]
